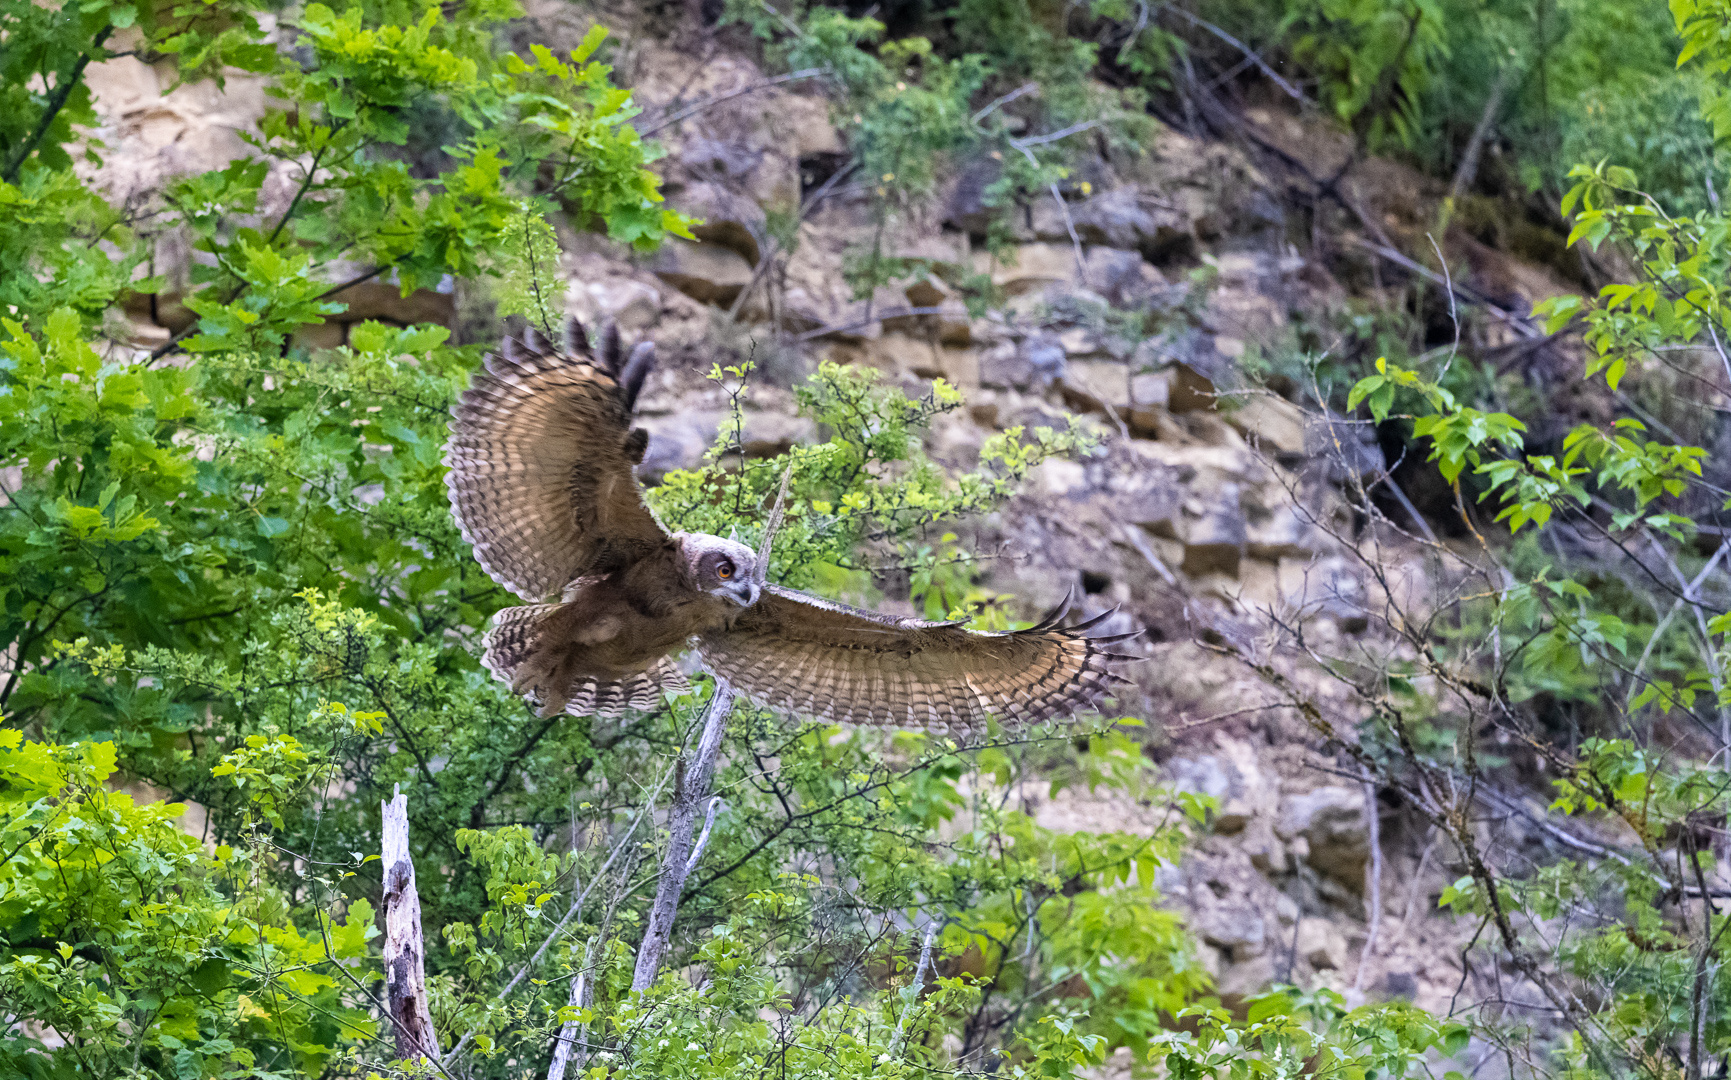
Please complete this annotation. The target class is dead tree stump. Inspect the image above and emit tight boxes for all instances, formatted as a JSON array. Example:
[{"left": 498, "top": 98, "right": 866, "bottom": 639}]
[{"left": 382, "top": 788, "right": 442, "bottom": 1064}]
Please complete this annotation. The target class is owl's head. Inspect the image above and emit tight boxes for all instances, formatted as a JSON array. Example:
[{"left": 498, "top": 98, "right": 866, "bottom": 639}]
[{"left": 679, "top": 533, "right": 761, "bottom": 607}]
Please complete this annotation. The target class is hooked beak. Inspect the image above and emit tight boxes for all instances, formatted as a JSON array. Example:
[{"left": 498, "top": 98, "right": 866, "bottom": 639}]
[{"left": 723, "top": 579, "right": 761, "bottom": 607}]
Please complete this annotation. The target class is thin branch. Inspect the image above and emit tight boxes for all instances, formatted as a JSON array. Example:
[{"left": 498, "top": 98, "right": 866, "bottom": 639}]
[
  {"left": 638, "top": 69, "right": 826, "bottom": 137},
  {"left": 1425, "top": 231, "right": 1461, "bottom": 382},
  {"left": 1628, "top": 542, "right": 1728, "bottom": 711},
  {"left": 684, "top": 796, "right": 724, "bottom": 876},
  {"left": 1165, "top": 6, "right": 1310, "bottom": 105},
  {"left": 725, "top": 159, "right": 859, "bottom": 325},
  {"left": 630, "top": 476, "right": 790, "bottom": 989},
  {"left": 1119, "top": 524, "right": 1179, "bottom": 586},
  {"left": 1448, "top": 67, "right": 1511, "bottom": 205},
  {"left": 3, "top": 26, "right": 114, "bottom": 183},
  {"left": 447, "top": 774, "right": 668, "bottom": 1061},
  {"left": 1349, "top": 238, "right": 1542, "bottom": 338},
  {"left": 792, "top": 306, "right": 949, "bottom": 343},
  {"left": 972, "top": 83, "right": 1039, "bottom": 126},
  {"left": 147, "top": 263, "right": 395, "bottom": 361},
  {"left": 1010, "top": 119, "right": 1100, "bottom": 149}
]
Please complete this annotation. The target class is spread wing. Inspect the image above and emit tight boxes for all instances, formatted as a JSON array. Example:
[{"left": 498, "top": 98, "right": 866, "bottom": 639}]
[
  {"left": 695, "top": 585, "right": 1140, "bottom": 736},
  {"left": 445, "top": 320, "right": 666, "bottom": 601}
]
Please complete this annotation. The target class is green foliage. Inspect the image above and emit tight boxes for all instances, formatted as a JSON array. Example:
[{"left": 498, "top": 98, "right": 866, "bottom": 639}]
[
  {"left": 1286, "top": 0, "right": 1449, "bottom": 145},
  {"left": 650, "top": 359, "right": 1093, "bottom": 621},
  {"left": 721, "top": 0, "right": 1150, "bottom": 303},
  {"left": 1348, "top": 351, "right": 1713, "bottom": 534},
  {"left": 0, "top": 100, "right": 1162, "bottom": 1076},
  {"left": 1309, "top": 11, "right": 1731, "bottom": 1079},
  {"left": 0, "top": 726, "right": 380, "bottom": 1079},
  {"left": 1155, "top": 987, "right": 1468, "bottom": 1080},
  {"left": 0, "top": 0, "right": 689, "bottom": 346},
  {"left": 0, "top": 293, "right": 1182, "bottom": 1078},
  {"left": 489, "top": 206, "right": 568, "bottom": 333}
]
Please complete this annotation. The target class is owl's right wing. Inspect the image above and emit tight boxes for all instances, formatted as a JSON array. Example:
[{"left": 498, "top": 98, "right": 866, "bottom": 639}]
[
  {"left": 445, "top": 320, "right": 667, "bottom": 601},
  {"left": 695, "top": 585, "right": 1141, "bottom": 736}
]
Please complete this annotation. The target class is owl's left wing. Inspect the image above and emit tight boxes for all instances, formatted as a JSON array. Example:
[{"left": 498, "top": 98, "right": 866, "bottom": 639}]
[
  {"left": 445, "top": 321, "right": 666, "bottom": 601},
  {"left": 694, "top": 584, "right": 1140, "bottom": 735}
]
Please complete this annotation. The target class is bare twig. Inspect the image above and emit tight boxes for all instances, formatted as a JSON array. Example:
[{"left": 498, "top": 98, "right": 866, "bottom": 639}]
[
  {"left": 751, "top": 467, "right": 793, "bottom": 584},
  {"left": 725, "top": 159, "right": 859, "bottom": 325},
  {"left": 1629, "top": 542, "right": 1728, "bottom": 711},
  {"left": 449, "top": 772, "right": 668, "bottom": 1062},
  {"left": 1117, "top": 0, "right": 1152, "bottom": 64},
  {"left": 632, "top": 474, "right": 791, "bottom": 991},
  {"left": 1119, "top": 524, "right": 1179, "bottom": 586},
  {"left": 1399, "top": 829, "right": 1439, "bottom": 931},
  {"left": 630, "top": 679, "right": 738, "bottom": 991},
  {"left": 1652, "top": 537, "right": 1731, "bottom": 749},
  {"left": 1425, "top": 232, "right": 1461, "bottom": 381},
  {"left": 1705, "top": 316, "right": 1731, "bottom": 394},
  {"left": 1170, "top": 704, "right": 1288, "bottom": 732},
  {"left": 685, "top": 796, "right": 725, "bottom": 875},
  {"left": 638, "top": 69, "right": 826, "bottom": 136},
  {"left": 1011, "top": 119, "right": 1101, "bottom": 149},
  {"left": 998, "top": 122, "right": 1100, "bottom": 285},
  {"left": 1165, "top": 6, "right": 1310, "bottom": 105},
  {"left": 1348, "top": 238, "right": 1541, "bottom": 339},
  {"left": 972, "top": 83, "right": 1039, "bottom": 126},
  {"left": 1047, "top": 182, "right": 1088, "bottom": 285},
  {"left": 792, "top": 306, "right": 950, "bottom": 342}
]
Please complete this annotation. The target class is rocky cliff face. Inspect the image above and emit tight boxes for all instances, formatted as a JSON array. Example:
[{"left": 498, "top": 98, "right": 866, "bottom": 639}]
[{"left": 82, "top": 0, "right": 1585, "bottom": 1041}]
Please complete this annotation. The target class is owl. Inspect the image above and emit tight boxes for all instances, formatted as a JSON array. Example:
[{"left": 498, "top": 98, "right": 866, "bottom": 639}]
[{"left": 443, "top": 319, "right": 1140, "bottom": 735}]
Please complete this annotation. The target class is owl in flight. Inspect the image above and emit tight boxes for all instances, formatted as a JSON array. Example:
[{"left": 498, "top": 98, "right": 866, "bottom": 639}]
[{"left": 444, "top": 319, "right": 1140, "bottom": 734}]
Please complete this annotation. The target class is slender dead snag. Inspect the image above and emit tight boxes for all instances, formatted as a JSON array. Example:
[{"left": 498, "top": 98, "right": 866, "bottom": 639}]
[
  {"left": 381, "top": 787, "right": 442, "bottom": 1064},
  {"left": 1352, "top": 770, "right": 1385, "bottom": 995},
  {"left": 888, "top": 920, "right": 942, "bottom": 1056},
  {"left": 548, "top": 929, "right": 602, "bottom": 1080},
  {"left": 629, "top": 469, "right": 792, "bottom": 992},
  {"left": 1448, "top": 66, "right": 1511, "bottom": 206},
  {"left": 629, "top": 679, "right": 737, "bottom": 992}
]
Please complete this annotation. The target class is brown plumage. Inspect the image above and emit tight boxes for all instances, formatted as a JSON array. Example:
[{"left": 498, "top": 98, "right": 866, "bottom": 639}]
[
  {"left": 695, "top": 586, "right": 1137, "bottom": 738},
  {"left": 445, "top": 318, "right": 1141, "bottom": 730}
]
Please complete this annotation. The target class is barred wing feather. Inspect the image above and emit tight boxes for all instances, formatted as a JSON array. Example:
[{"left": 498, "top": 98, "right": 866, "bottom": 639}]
[
  {"left": 696, "top": 585, "right": 1139, "bottom": 737},
  {"left": 444, "top": 323, "right": 664, "bottom": 601}
]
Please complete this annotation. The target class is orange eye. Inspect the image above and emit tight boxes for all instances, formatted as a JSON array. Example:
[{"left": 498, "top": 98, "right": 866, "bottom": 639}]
[{"left": 717, "top": 562, "right": 733, "bottom": 579}]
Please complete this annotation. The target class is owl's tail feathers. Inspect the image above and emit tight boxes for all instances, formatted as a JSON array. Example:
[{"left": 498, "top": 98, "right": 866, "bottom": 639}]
[
  {"left": 553, "top": 658, "right": 689, "bottom": 719},
  {"left": 481, "top": 605, "right": 690, "bottom": 719}
]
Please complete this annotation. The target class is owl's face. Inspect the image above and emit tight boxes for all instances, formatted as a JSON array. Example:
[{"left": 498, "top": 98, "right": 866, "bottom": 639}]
[{"left": 681, "top": 534, "right": 761, "bottom": 607}]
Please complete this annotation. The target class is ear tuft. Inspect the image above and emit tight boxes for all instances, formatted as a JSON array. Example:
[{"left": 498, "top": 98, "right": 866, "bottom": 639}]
[
  {"left": 620, "top": 341, "right": 656, "bottom": 408},
  {"left": 598, "top": 321, "right": 623, "bottom": 376},
  {"left": 563, "top": 316, "right": 590, "bottom": 358}
]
